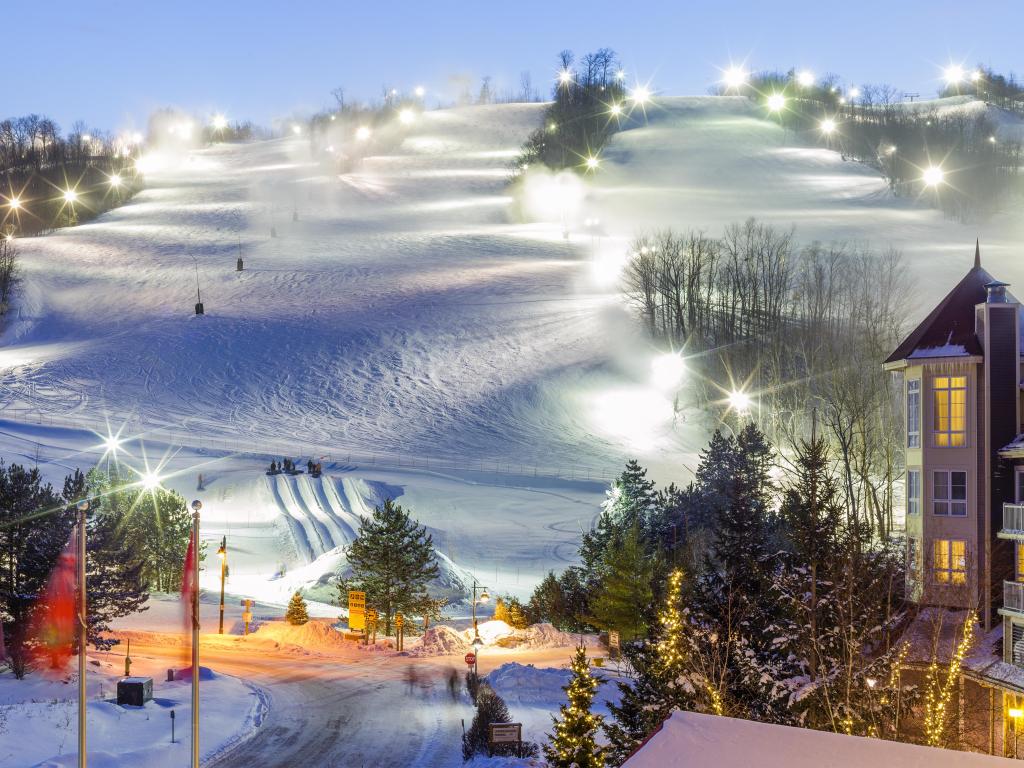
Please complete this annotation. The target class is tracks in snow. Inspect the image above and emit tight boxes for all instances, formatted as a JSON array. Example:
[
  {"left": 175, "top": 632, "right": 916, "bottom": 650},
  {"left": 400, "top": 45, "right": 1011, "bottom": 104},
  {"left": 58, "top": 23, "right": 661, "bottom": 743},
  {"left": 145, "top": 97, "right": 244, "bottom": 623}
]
[{"left": 264, "top": 473, "right": 363, "bottom": 563}]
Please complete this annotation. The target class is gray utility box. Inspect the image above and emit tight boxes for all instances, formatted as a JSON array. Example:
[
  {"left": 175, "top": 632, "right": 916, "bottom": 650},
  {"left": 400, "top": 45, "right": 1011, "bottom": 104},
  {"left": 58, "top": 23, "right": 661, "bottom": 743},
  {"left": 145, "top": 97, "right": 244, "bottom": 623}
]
[{"left": 117, "top": 677, "right": 153, "bottom": 707}]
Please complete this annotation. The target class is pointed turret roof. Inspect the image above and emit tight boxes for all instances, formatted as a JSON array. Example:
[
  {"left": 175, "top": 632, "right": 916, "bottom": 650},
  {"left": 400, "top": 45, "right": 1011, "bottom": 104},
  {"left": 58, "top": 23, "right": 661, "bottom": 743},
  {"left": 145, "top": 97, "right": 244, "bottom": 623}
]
[{"left": 884, "top": 246, "right": 996, "bottom": 364}]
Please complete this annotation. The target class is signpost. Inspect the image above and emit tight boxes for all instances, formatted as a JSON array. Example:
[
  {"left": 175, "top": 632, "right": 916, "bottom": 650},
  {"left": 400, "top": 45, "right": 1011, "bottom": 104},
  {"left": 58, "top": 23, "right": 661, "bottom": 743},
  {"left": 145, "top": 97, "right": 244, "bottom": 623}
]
[
  {"left": 608, "top": 630, "right": 621, "bottom": 661},
  {"left": 367, "top": 609, "right": 378, "bottom": 644},
  {"left": 348, "top": 590, "right": 366, "bottom": 633},
  {"left": 396, "top": 612, "right": 404, "bottom": 651},
  {"left": 488, "top": 723, "right": 523, "bottom": 757},
  {"left": 464, "top": 652, "right": 476, "bottom": 667},
  {"left": 240, "top": 599, "right": 253, "bottom": 636}
]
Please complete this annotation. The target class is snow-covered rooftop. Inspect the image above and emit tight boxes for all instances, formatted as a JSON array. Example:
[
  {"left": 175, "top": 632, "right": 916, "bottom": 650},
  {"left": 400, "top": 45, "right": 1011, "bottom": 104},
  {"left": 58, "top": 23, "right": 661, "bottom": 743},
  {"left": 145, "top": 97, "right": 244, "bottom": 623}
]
[{"left": 622, "top": 710, "right": 1018, "bottom": 768}]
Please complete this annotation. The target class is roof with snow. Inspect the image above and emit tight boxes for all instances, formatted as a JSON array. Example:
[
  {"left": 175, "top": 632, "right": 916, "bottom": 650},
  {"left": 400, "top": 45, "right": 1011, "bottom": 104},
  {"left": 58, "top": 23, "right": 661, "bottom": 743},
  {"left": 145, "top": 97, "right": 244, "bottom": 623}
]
[
  {"left": 622, "top": 710, "right": 1018, "bottom": 768},
  {"left": 885, "top": 244, "right": 999, "bottom": 364}
]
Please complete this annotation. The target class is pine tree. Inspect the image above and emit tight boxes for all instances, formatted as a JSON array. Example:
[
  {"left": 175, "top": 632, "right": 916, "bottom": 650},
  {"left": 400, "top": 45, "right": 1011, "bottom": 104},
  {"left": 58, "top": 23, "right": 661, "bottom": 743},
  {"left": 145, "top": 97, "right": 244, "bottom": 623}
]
[
  {"left": 286, "top": 591, "right": 309, "bottom": 625},
  {"left": 605, "top": 568, "right": 703, "bottom": 764},
  {"left": 580, "top": 460, "right": 659, "bottom": 576},
  {"left": 492, "top": 596, "right": 510, "bottom": 624},
  {"left": 504, "top": 596, "right": 529, "bottom": 629},
  {"left": 462, "top": 683, "right": 513, "bottom": 760},
  {"left": 527, "top": 571, "right": 567, "bottom": 626},
  {"left": 588, "top": 525, "right": 654, "bottom": 641},
  {"left": 346, "top": 499, "right": 439, "bottom": 636},
  {"left": 545, "top": 646, "right": 607, "bottom": 768}
]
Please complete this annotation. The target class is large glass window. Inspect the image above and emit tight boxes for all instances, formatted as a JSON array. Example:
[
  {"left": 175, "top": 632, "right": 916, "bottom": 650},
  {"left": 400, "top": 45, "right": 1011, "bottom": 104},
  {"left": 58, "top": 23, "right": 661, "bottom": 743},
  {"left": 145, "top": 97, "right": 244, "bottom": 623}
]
[
  {"left": 1016, "top": 543, "right": 1024, "bottom": 583},
  {"left": 933, "top": 376, "right": 967, "bottom": 447},
  {"left": 907, "top": 469, "right": 921, "bottom": 515},
  {"left": 933, "top": 470, "right": 968, "bottom": 516},
  {"left": 933, "top": 539, "right": 967, "bottom": 585},
  {"left": 907, "top": 379, "right": 921, "bottom": 448}
]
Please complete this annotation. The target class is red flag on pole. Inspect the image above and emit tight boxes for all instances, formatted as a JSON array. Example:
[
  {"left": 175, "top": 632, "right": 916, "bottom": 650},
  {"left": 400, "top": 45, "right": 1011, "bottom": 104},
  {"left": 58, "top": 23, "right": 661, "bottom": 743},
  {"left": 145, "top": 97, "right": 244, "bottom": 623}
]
[
  {"left": 181, "top": 534, "right": 197, "bottom": 646},
  {"left": 32, "top": 528, "right": 78, "bottom": 676}
]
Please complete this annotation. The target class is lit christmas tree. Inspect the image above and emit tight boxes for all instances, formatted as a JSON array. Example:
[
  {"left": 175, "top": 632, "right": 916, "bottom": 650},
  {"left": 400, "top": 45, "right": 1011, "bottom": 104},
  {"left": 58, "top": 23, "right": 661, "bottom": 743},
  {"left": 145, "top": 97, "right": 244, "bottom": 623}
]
[
  {"left": 545, "top": 646, "right": 606, "bottom": 768},
  {"left": 923, "top": 610, "right": 976, "bottom": 747}
]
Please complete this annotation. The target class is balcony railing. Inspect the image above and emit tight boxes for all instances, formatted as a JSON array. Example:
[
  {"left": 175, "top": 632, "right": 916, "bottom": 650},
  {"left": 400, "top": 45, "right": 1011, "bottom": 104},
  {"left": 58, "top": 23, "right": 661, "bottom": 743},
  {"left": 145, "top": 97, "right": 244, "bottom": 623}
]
[
  {"left": 1001, "top": 503, "right": 1024, "bottom": 537},
  {"left": 1004, "top": 581, "right": 1024, "bottom": 614}
]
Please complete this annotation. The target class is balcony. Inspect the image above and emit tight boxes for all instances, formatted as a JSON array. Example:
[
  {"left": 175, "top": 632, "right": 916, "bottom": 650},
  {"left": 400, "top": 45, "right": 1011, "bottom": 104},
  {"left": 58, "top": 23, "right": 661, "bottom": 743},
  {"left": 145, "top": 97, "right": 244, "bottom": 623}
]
[
  {"left": 998, "top": 503, "right": 1024, "bottom": 540},
  {"left": 1000, "top": 581, "right": 1024, "bottom": 617}
]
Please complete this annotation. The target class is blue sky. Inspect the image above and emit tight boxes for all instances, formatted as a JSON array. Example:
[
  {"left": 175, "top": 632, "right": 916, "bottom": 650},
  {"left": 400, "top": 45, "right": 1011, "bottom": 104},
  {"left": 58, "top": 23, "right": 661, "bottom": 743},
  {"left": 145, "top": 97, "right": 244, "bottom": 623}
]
[{"left": 7, "top": 1, "right": 1023, "bottom": 132}]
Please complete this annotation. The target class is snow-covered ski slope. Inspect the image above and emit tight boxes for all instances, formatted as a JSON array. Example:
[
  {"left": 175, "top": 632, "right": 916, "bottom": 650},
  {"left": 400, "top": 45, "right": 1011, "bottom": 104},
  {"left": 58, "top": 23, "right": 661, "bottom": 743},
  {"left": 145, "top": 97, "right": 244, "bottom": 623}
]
[{"left": 5, "top": 96, "right": 1024, "bottom": 481}]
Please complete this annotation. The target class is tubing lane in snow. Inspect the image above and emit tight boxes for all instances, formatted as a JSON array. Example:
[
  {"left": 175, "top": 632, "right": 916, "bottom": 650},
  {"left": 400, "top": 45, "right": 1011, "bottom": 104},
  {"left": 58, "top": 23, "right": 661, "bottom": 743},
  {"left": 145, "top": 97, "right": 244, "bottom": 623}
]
[
  {"left": 294, "top": 475, "right": 348, "bottom": 549},
  {"left": 265, "top": 476, "right": 315, "bottom": 564},
  {"left": 276, "top": 475, "right": 330, "bottom": 557},
  {"left": 322, "top": 478, "right": 367, "bottom": 538},
  {"left": 310, "top": 476, "right": 358, "bottom": 545}
]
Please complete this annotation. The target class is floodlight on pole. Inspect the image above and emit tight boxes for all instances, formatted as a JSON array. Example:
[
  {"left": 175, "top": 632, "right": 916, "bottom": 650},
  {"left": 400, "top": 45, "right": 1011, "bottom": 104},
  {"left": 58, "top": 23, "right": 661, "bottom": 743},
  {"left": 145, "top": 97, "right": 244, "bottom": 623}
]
[
  {"left": 767, "top": 93, "right": 786, "bottom": 112},
  {"left": 922, "top": 165, "right": 945, "bottom": 187}
]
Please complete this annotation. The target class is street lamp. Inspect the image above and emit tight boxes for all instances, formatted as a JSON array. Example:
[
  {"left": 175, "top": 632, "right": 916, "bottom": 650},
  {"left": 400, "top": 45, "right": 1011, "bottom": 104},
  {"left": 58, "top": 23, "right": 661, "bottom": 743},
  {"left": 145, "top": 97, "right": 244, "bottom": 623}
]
[
  {"left": 216, "top": 536, "right": 227, "bottom": 634},
  {"left": 922, "top": 165, "right": 945, "bottom": 187},
  {"left": 7, "top": 196, "right": 21, "bottom": 211},
  {"left": 767, "top": 93, "right": 786, "bottom": 112}
]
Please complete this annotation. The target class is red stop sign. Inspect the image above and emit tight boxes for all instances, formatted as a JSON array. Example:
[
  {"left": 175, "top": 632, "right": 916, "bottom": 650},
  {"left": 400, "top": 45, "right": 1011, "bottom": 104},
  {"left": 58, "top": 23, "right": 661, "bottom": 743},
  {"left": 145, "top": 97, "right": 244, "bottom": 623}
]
[{"left": 464, "top": 652, "right": 477, "bottom": 666}]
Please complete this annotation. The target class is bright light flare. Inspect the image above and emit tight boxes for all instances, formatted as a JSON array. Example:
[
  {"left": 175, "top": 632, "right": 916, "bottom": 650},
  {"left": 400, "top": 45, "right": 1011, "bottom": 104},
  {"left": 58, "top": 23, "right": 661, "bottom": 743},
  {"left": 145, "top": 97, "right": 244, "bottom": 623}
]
[
  {"left": 108, "top": 174, "right": 122, "bottom": 188},
  {"left": 819, "top": 118, "right": 837, "bottom": 135},
  {"left": 922, "top": 165, "right": 945, "bottom": 187},
  {"left": 796, "top": 70, "right": 815, "bottom": 87},
  {"left": 558, "top": 70, "right": 573, "bottom": 85},
  {"left": 7, "top": 197, "right": 21, "bottom": 210},
  {"left": 356, "top": 126, "right": 372, "bottom": 141},
  {"left": 414, "top": 85, "right": 425, "bottom": 97},
  {"left": 651, "top": 353, "right": 686, "bottom": 391},
  {"left": 630, "top": 85, "right": 651, "bottom": 105},
  {"left": 398, "top": 108, "right": 416, "bottom": 125},
  {"left": 971, "top": 69, "right": 983, "bottom": 82},
  {"left": 609, "top": 103, "right": 623, "bottom": 116},
  {"left": 944, "top": 64, "right": 965, "bottom": 85},
  {"left": 767, "top": 93, "right": 786, "bottom": 112},
  {"left": 616, "top": 69, "right": 626, "bottom": 81},
  {"left": 722, "top": 66, "right": 748, "bottom": 89},
  {"left": 62, "top": 189, "right": 78, "bottom": 204},
  {"left": 292, "top": 124, "right": 302, "bottom": 135},
  {"left": 211, "top": 114, "right": 228, "bottom": 130},
  {"left": 728, "top": 390, "right": 752, "bottom": 413},
  {"left": 584, "top": 155, "right": 600, "bottom": 171},
  {"left": 140, "top": 470, "right": 163, "bottom": 490}
]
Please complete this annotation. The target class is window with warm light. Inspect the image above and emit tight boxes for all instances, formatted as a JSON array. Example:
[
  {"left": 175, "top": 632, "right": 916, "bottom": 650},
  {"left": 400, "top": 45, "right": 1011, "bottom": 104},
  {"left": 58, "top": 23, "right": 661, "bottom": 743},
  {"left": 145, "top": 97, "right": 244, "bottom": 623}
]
[
  {"left": 933, "top": 539, "right": 967, "bottom": 585},
  {"left": 906, "top": 379, "right": 921, "bottom": 448},
  {"left": 1016, "top": 543, "right": 1024, "bottom": 583},
  {"left": 933, "top": 376, "right": 967, "bottom": 447},
  {"left": 933, "top": 470, "right": 967, "bottom": 516}
]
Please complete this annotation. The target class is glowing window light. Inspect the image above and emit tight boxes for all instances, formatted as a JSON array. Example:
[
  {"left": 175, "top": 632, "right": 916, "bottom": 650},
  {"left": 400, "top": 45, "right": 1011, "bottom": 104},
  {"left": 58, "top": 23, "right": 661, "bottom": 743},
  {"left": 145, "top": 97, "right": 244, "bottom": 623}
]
[
  {"left": 398, "top": 108, "right": 416, "bottom": 125},
  {"left": 356, "top": 126, "right": 372, "bottom": 141},
  {"left": 767, "top": 93, "right": 786, "bottom": 112},
  {"left": 922, "top": 165, "right": 945, "bottom": 187},
  {"left": 796, "top": 70, "right": 815, "bottom": 87},
  {"left": 819, "top": 118, "right": 837, "bottom": 135},
  {"left": 651, "top": 353, "right": 685, "bottom": 391},
  {"left": 723, "top": 66, "right": 748, "bottom": 89}
]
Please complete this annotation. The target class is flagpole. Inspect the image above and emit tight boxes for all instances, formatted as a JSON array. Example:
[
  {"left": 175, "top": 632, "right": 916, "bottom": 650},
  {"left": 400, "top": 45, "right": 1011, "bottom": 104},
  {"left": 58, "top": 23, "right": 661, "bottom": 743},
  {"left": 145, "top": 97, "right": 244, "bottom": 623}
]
[
  {"left": 190, "top": 499, "right": 201, "bottom": 768},
  {"left": 76, "top": 498, "right": 89, "bottom": 768}
]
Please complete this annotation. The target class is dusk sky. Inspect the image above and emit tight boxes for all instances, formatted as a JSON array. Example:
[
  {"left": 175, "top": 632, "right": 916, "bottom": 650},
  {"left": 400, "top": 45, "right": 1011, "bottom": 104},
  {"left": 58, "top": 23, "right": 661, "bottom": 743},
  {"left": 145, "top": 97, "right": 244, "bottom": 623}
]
[{"left": 7, "top": 1, "right": 1024, "bottom": 132}]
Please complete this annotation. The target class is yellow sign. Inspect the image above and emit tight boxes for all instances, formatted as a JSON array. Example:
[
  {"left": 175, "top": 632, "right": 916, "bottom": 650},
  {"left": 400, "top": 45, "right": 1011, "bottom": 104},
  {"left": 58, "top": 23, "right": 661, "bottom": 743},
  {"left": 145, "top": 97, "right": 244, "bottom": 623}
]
[
  {"left": 395, "top": 612, "right": 404, "bottom": 628},
  {"left": 348, "top": 590, "right": 366, "bottom": 631}
]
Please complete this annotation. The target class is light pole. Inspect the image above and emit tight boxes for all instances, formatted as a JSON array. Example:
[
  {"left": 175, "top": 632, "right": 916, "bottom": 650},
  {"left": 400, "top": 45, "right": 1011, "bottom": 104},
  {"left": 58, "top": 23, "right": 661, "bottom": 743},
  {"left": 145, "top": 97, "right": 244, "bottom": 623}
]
[
  {"left": 76, "top": 498, "right": 89, "bottom": 768},
  {"left": 471, "top": 579, "right": 489, "bottom": 678},
  {"left": 189, "top": 499, "right": 201, "bottom": 768},
  {"left": 216, "top": 536, "right": 227, "bottom": 634}
]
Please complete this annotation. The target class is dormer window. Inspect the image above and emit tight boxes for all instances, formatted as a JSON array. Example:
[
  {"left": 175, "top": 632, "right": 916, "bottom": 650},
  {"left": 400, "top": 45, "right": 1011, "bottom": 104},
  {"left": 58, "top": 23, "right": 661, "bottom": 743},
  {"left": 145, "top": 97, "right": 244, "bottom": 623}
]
[{"left": 933, "top": 376, "right": 967, "bottom": 447}]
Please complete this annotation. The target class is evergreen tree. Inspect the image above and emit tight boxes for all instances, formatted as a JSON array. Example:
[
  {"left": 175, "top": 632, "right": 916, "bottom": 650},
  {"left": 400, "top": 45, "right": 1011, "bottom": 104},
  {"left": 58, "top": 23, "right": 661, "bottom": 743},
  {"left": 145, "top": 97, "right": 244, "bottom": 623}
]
[
  {"left": 286, "top": 591, "right": 309, "bottom": 625},
  {"left": 605, "top": 569, "right": 701, "bottom": 764},
  {"left": 462, "top": 683, "right": 514, "bottom": 760},
  {"left": 580, "top": 460, "right": 659, "bottom": 576},
  {"left": 588, "top": 525, "right": 654, "bottom": 641},
  {"left": 346, "top": 499, "right": 439, "bottom": 636},
  {"left": 545, "top": 646, "right": 607, "bottom": 768},
  {"left": 0, "top": 462, "right": 73, "bottom": 678},
  {"left": 492, "top": 596, "right": 510, "bottom": 624},
  {"left": 504, "top": 596, "right": 529, "bottom": 629},
  {"left": 527, "top": 571, "right": 567, "bottom": 626}
]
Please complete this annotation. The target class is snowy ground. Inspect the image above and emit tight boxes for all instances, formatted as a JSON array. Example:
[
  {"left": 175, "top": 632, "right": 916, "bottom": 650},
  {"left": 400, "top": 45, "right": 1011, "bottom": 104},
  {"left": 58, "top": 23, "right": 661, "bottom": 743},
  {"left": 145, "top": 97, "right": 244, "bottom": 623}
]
[{"left": 0, "top": 662, "right": 263, "bottom": 767}]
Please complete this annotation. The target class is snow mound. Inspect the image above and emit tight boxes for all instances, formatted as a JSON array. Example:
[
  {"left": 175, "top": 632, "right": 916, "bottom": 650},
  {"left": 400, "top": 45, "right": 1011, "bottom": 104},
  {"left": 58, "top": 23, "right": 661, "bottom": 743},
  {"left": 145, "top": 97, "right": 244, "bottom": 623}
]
[
  {"left": 462, "top": 619, "right": 516, "bottom": 646},
  {"left": 248, "top": 619, "right": 348, "bottom": 650},
  {"left": 487, "top": 662, "right": 619, "bottom": 709},
  {"left": 415, "top": 624, "right": 470, "bottom": 656},
  {"left": 173, "top": 665, "right": 217, "bottom": 681},
  {"left": 519, "top": 623, "right": 582, "bottom": 648}
]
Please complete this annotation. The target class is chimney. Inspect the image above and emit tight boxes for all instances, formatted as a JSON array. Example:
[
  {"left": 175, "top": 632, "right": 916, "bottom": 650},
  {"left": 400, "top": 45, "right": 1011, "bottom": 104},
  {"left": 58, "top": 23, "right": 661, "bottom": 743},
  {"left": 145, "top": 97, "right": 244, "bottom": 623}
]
[{"left": 986, "top": 280, "right": 1010, "bottom": 304}]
